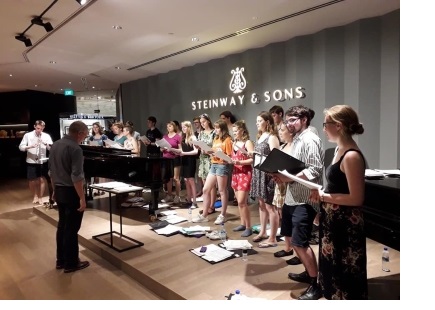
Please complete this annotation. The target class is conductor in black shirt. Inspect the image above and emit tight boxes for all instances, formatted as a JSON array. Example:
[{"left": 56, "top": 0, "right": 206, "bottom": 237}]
[{"left": 49, "top": 120, "right": 90, "bottom": 273}]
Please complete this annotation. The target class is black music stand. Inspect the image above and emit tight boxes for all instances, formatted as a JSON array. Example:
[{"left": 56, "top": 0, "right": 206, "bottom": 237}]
[{"left": 90, "top": 183, "right": 144, "bottom": 252}]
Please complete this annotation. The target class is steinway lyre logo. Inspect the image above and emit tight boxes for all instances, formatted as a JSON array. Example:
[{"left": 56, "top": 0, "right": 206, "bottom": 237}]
[{"left": 229, "top": 67, "right": 246, "bottom": 94}]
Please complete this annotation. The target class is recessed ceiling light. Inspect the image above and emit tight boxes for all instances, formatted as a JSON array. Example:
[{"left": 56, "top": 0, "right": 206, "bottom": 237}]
[
  {"left": 34, "top": 84, "right": 38, "bottom": 87},
  {"left": 69, "top": 81, "right": 72, "bottom": 84},
  {"left": 252, "top": 16, "right": 258, "bottom": 20},
  {"left": 92, "top": 86, "right": 95, "bottom": 89},
  {"left": 191, "top": 37, "right": 199, "bottom": 42},
  {"left": 9, "top": 74, "right": 12, "bottom": 77},
  {"left": 115, "top": 66, "right": 121, "bottom": 69},
  {"left": 49, "top": 61, "right": 56, "bottom": 64},
  {"left": 112, "top": 25, "right": 122, "bottom": 30}
]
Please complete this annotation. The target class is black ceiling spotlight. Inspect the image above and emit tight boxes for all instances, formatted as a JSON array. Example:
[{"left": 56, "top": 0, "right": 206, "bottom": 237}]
[
  {"left": 15, "top": 34, "right": 32, "bottom": 47},
  {"left": 31, "top": 17, "right": 54, "bottom": 32},
  {"left": 75, "top": 0, "right": 88, "bottom": 5}
]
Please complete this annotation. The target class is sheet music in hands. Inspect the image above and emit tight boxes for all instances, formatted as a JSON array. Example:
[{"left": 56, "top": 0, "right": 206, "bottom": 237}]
[
  {"left": 233, "top": 143, "right": 249, "bottom": 155},
  {"left": 89, "top": 140, "right": 99, "bottom": 146},
  {"left": 192, "top": 140, "right": 213, "bottom": 153},
  {"left": 253, "top": 152, "right": 267, "bottom": 167},
  {"left": 104, "top": 139, "right": 123, "bottom": 149},
  {"left": 139, "top": 135, "right": 150, "bottom": 144},
  {"left": 278, "top": 169, "right": 322, "bottom": 190},
  {"left": 155, "top": 138, "right": 172, "bottom": 149},
  {"left": 214, "top": 151, "right": 232, "bottom": 163}
]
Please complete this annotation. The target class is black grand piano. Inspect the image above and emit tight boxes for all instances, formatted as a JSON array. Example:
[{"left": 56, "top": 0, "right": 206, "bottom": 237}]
[
  {"left": 80, "top": 145, "right": 173, "bottom": 216},
  {"left": 363, "top": 178, "right": 400, "bottom": 251}
]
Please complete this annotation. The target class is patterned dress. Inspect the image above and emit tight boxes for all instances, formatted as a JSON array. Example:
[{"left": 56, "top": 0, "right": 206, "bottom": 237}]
[
  {"left": 198, "top": 130, "right": 214, "bottom": 179},
  {"left": 249, "top": 135, "right": 275, "bottom": 204},
  {"left": 231, "top": 141, "right": 252, "bottom": 191},
  {"left": 319, "top": 149, "right": 368, "bottom": 300}
]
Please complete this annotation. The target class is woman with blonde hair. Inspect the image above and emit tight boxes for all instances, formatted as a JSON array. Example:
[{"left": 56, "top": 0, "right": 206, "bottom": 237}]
[
  {"left": 231, "top": 120, "right": 254, "bottom": 237},
  {"left": 122, "top": 125, "right": 139, "bottom": 154},
  {"left": 178, "top": 121, "right": 199, "bottom": 207},
  {"left": 310, "top": 105, "right": 368, "bottom": 299}
]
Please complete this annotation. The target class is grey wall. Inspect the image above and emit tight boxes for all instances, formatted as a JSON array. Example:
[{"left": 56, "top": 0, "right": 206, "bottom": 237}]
[{"left": 121, "top": 10, "right": 399, "bottom": 169}]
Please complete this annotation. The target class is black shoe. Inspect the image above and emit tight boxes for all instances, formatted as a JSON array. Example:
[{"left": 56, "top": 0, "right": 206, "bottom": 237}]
[
  {"left": 288, "top": 270, "right": 311, "bottom": 284},
  {"left": 298, "top": 284, "right": 322, "bottom": 300},
  {"left": 64, "top": 261, "right": 90, "bottom": 273},
  {"left": 286, "top": 256, "right": 302, "bottom": 265},
  {"left": 274, "top": 249, "right": 294, "bottom": 258}
]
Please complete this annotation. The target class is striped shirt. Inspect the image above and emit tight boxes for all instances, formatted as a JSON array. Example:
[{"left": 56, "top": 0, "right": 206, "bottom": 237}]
[{"left": 285, "top": 128, "right": 323, "bottom": 207}]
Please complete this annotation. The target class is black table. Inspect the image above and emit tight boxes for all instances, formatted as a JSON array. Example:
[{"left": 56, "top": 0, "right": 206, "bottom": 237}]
[{"left": 90, "top": 183, "right": 144, "bottom": 252}]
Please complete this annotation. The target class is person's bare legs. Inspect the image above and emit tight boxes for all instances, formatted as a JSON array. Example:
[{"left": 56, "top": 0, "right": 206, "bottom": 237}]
[
  {"left": 256, "top": 198, "right": 269, "bottom": 239},
  {"left": 265, "top": 203, "right": 279, "bottom": 244},
  {"left": 165, "top": 179, "right": 173, "bottom": 197},
  {"left": 210, "top": 186, "right": 217, "bottom": 212},
  {"left": 29, "top": 179, "right": 38, "bottom": 203},
  {"left": 216, "top": 175, "right": 228, "bottom": 216},
  {"left": 284, "top": 236, "right": 293, "bottom": 252},
  {"left": 38, "top": 176, "right": 46, "bottom": 203},
  {"left": 236, "top": 190, "right": 250, "bottom": 227},
  {"left": 173, "top": 166, "right": 181, "bottom": 198},
  {"left": 200, "top": 174, "right": 217, "bottom": 217},
  {"left": 293, "top": 245, "right": 318, "bottom": 278},
  {"left": 185, "top": 177, "right": 196, "bottom": 204}
]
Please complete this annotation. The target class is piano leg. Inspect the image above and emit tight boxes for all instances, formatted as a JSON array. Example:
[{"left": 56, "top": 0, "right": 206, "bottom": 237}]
[
  {"left": 84, "top": 177, "right": 93, "bottom": 201},
  {"left": 148, "top": 183, "right": 160, "bottom": 221}
]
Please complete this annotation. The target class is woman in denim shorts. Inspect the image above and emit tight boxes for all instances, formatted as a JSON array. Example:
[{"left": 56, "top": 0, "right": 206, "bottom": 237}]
[{"left": 192, "top": 119, "right": 233, "bottom": 225}]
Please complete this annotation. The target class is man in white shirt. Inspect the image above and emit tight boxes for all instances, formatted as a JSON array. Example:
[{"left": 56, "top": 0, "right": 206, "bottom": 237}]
[{"left": 19, "top": 120, "right": 54, "bottom": 205}]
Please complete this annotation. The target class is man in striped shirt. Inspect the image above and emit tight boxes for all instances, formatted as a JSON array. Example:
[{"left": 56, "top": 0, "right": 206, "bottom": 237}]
[{"left": 276, "top": 105, "right": 324, "bottom": 300}]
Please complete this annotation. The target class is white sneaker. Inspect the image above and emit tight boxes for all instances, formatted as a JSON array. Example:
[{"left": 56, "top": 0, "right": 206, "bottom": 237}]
[
  {"left": 192, "top": 214, "right": 209, "bottom": 223},
  {"left": 179, "top": 197, "right": 189, "bottom": 204},
  {"left": 161, "top": 195, "right": 173, "bottom": 203},
  {"left": 173, "top": 196, "right": 181, "bottom": 204},
  {"left": 214, "top": 214, "right": 226, "bottom": 225},
  {"left": 207, "top": 230, "right": 227, "bottom": 240}
]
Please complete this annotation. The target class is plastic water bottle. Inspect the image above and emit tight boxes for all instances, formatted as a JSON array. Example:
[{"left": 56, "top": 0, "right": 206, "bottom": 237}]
[
  {"left": 188, "top": 206, "right": 192, "bottom": 222},
  {"left": 220, "top": 222, "right": 226, "bottom": 243},
  {"left": 242, "top": 247, "right": 248, "bottom": 261},
  {"left": 232, "top": 289, "right": 242, "bottom": 300},
  {"left": 382, "top": 247, "right": 390, "bottom": 272}
]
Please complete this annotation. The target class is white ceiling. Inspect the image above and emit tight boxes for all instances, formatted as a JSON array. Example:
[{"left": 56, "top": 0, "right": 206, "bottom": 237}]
[{"left": 0, "top": 0, "right": 399, "bottom": 99}]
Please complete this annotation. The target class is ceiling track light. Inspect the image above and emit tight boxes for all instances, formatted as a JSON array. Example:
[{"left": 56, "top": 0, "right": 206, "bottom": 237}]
[
  {"left": 31, "top": 17, "right": 54, "bottom": 32},
  {"left": 76, "top": 0, "right": 88, "bottom": 5},
  {"left": 15, "top": 34, "right": 32, "bottom": 47}
]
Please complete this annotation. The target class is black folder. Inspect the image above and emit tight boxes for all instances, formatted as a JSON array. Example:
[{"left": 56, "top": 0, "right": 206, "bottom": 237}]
[{"left": 253, "top": 148, "right": 306, "bottom": 174}]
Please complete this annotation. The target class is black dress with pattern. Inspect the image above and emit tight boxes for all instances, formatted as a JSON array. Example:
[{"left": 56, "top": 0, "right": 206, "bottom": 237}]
[
  {"left": 249, "top": 135, "right": 275, "bottom": 204},
  {"left": 181, "top": 141, "right": 197, "bottom": 178},
  {"left": 319, "top": 149, "right": 368, "bottom": 300}
]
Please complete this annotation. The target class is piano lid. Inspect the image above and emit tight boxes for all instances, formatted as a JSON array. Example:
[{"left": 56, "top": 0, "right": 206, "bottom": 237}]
[{"left": 80, "top": 144, "right": 132, "bottom": 156}]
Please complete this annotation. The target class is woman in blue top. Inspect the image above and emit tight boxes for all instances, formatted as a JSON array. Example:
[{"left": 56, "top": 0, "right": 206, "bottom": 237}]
[
  {"left": 88, "top": 122, "right": 108, "bottom": 195},
  {"left": 111, "top": 121, "right": 127, "bottom": 146},
  {"left": 88, "top": 122, "right": 108, "bottom": 146}
]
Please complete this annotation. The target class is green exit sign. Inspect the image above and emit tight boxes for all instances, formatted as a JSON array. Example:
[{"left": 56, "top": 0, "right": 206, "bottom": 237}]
[{"left": 64, "top": 89, "right": 74, "bottom": 96}]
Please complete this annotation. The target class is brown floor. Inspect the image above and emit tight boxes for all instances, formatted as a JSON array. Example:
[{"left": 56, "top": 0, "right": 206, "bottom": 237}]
[{"left": 0, "top": 178, "right": 400, "bottom": 300}]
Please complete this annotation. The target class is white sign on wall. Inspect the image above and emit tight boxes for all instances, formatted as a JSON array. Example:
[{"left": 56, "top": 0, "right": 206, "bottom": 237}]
[{"left": 191, "top": 66, "right": 306, "bottom": 111}]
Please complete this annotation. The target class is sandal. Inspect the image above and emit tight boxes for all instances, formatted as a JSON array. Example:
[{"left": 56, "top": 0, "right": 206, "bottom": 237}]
[
  {"left": 252, "top": 235, "right": 267, "bottom": 242},
  {"left": 258, "top": 242, "right": 278, "bottom": 248},
  {"left": 199, "top": 208, "right": 216, "bottom": 215}
]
